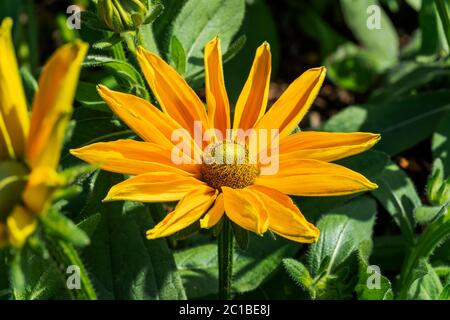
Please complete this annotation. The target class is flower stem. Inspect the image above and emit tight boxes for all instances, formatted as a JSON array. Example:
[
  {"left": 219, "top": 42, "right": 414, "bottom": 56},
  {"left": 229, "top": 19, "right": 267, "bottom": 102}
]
[
  {"left": 397, "top": 208, "right": 450, "bottom": 299},
  {"left": 47, "top": 238, "right": 97, "bottom": 300},
  {"left": 218, "top": 218, "right": 234, "bottom": 300}
]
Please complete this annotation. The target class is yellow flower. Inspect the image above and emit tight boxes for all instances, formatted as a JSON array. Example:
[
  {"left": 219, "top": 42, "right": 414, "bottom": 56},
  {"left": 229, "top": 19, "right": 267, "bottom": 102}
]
[
  {"left": 71, "top": 37, "right": 379, "bottom": 243},
  {"left": 0, "top": 18, "right": 88, "bottom": 248}
]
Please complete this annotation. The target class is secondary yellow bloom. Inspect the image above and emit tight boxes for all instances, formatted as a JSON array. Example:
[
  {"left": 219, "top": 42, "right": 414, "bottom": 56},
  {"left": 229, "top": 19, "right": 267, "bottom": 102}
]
[
  {"left": 71, "top": 37, "right": 379, "bottom": 243},
  {"left": 0, "top": 18, "right": 87, "bottom": 248}
]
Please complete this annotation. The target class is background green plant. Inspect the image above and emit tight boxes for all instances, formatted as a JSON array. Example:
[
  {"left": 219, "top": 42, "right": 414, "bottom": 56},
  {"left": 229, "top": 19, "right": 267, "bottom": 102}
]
[{"left": 0, "top": 0, "right": 449, "bottom": 300}]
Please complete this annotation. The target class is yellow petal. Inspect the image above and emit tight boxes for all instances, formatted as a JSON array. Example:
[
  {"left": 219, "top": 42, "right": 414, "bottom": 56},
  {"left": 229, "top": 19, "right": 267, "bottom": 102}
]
[
  {"left": 147, "top": 187, "right": 217, "bottom": 239},
  {"left": 104, "top": 172, "right": 206, "bottom": 203},
  {"left": 204, "top": 37, "right": 231, "bottom": 137},
  {"left": 233, "top": 42, "right": 271, "bottom": 131},
  {"left": 22, "top": 166, "right": 63, "bottom": 214},
  {"left": 98, "top": 86, "right": 178, "bottom": 147},
  {"left": 222, "top": 187, "right": 269, "bottom": 235},
  {"left": 278, "top": 131, "right": 381, "bottom": 162},
  {"left": 70, "top": 139, "right": 199, "bottom": 177},
  {"left": 249, "top": 185, "right": 319, "bottom": 243},
  {"left": 27, "top": 41, "right": 88, "bottom": 169},
  {"left": 255, "top": 67, "right": 326, "bottom": 139},
  {"left": 200, "top": 193, "right": 224, "bottom": 229},
  {"left": 255, "top": 159, "right": 378, "bottom": 196},
  {"left": 136, "top": 47, "right": 210, "bottom": 137},
  {"left": 0, "top": 18, "right": 29, "bottom": 159},
  {"left": 7, "top": 206, "right": 37, "bottom": 248}
]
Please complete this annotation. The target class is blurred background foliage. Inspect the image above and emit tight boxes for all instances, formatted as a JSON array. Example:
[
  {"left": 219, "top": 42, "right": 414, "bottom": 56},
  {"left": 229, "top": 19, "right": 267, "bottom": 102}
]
[{"left": 1, "top": 0, "right": 450, "bottom": 300}]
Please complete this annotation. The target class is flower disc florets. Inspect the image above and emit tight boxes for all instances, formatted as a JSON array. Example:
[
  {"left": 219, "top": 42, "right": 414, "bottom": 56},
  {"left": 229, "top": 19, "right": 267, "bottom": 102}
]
[{"left": 201, "top": 140, "right": 259, "bottom": 190}]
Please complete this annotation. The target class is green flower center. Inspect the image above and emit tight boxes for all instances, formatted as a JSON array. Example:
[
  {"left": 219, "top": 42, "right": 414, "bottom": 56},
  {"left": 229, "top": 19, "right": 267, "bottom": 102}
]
[
  {"left": 0, "top": 160, "right": 28, "bottom": 222},
  {"left": 201, "top": 141, "right": 259, "bottom": 190}
]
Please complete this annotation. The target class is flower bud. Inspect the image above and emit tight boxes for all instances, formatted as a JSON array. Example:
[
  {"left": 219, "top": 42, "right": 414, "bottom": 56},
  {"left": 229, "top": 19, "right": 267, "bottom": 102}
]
[{"left": 97, "top": 0, "right": 150, "bottom": 33}]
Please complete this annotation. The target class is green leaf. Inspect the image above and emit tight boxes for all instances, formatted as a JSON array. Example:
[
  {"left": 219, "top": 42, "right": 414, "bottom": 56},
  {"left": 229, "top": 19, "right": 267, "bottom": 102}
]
[
  {"left": 224, "top": 0, "right": 279, "bottom": 103},
  {"left": 170, "top": 0, "right": 245, "bottom": 81},
  {"left": 325, "top": 43, "right": 380, "bottom": 93},
  {"left": 307, "top": 196, "right": 377, "bottom": 278},
  {"left": 371, "top": 162, "right": 419, "bottom": 243},
  {"left": 144, "top": 1, "right": 164, "bottom": 25},
  {"left": 92, "top": 34, "right": 123, "bottom": 50},
  {"left": 369, "top": 61, "right": 450, "bottom": 104},
  {"left": 324, "top": 91, "right": 450, "bottom": 155},
  {"left": 407, "top": 260, "right": 443, "bottom": 300},
  {"left": 297, "top": 7, "right": 347, "bottom": 57},
  {"left": 10, "top": 247, "right": 67, "bottom": 300},
  {"left": 20, "top": 67, "right": 38, "bottom": 106},
  {"left": 282, "top": 258, "right": 315, "bottom": 298},
  {"left": 82, "top": 56, "right": 149, "bottom": 99},
  {"left": 340, "top": 0, "right": 399, "bottom": 69},
  {"left": 433, "top": 112, "right": 450, "bottom": 176},
  {"left": 141, "top": 0, "right": 188, "bottom": 57},
  {"left": 169, "top": 35, "right": 186, "bottom": 75},
  {"left": 418, "top": 0, "right": 448, "bottom": 56},
  {"left": 222, "top": 34, "right": 247, "bottom": 64},
  {"left": 439, "top": 284, "right": 450, "bottom": 300},
  {"left": 414, "top": 205, "right": 448, "bottom": 224},
  {"left": 80, "top": 172, "right": 186, "bottom": 300},
  {"left": 40, "top": 209, "right": 90, "bottom": 248},
  {"left": 406, "top": 0, "right": 422, "bottom": 11},
  {"left": 355, "top": 242, "right": 394, "bottom": 300},
  {"left": 175, "top": 234, "right": 297, "bottom": 298}
]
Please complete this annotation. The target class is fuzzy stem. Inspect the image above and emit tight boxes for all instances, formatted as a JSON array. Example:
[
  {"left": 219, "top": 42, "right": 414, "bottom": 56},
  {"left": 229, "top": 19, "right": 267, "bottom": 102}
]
[
  {"left": 218, "top": 218, "right": 234, "bottom": 300},
  {"left": 47, "top": 238, "right": 97, "bottom": 300},
  {"left": 398, "top": 208, "right": 450, "bottom": 299}
]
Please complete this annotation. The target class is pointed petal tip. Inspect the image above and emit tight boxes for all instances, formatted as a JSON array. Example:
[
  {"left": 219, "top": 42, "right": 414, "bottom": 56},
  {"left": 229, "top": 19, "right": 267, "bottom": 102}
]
[{"left": 0, "top": 17, "right": 13, "bottom": 31}]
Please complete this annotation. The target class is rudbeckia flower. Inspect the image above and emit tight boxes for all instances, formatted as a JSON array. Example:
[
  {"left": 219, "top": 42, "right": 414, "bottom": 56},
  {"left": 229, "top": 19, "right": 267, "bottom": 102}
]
[
  {"left": 71, "top": 37, "right": 379, "bottom": 243},
  {"left": 0, "top": 18, "right": 87, "bottom": 248}
]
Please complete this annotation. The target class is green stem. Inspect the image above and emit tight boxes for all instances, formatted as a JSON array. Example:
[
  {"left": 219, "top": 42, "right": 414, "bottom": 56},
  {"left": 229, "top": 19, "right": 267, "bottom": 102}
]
[
  {"left": 398, "top": 208, "right": 450, "bottom": 299},
  {"left": 436, "top": 0, "right": 450, "bottom": 52},
  {"left": 47, "top": 238, "right": 97, "bottom": 300},
  {"left": 122, "top": 32, "right": 137, "bottom": 55},
  {"left": 111, "top": 41, "right": 127, "bottom": 62},
  {"left": 218, "top": 218, "right": 234, "bottom": 300}
]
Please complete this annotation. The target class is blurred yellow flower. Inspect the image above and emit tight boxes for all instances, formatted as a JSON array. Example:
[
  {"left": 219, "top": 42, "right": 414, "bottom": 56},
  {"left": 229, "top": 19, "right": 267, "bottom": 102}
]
[
  {"left": 71, "top": 37, "right": 379, "bottom": 243},
  {"left": 0, "top": 18, "right": 87, "bottom": 248}
]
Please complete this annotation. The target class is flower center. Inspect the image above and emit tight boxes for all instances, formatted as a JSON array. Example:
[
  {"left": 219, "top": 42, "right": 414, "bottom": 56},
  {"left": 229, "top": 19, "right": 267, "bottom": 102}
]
[
  {"left": 201, "top": 141, "right": 259, "bottom": 190},
  {"left": 0, "top": 160, "right": 28, "bottom": 222}
]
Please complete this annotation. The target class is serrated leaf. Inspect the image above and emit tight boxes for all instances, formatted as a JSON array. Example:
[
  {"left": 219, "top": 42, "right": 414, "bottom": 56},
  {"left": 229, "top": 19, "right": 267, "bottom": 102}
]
[
  {"left": 407, "top": 260, "right": 443, "bottom": 300},
  {"left": 355, "top": 242, "right": 393, "bottom": 300},
  {"left": 171, "top": 0, "right": 245, "bottom": 81},
  {"left": 414, "top": 205, "right": 447, "bottom": 225},
  {"left": 282, "top": 258, "right": 315, "bottom": 298},
  {"left": 307, "top": 196, "right": 377, "bottom": 278}
]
